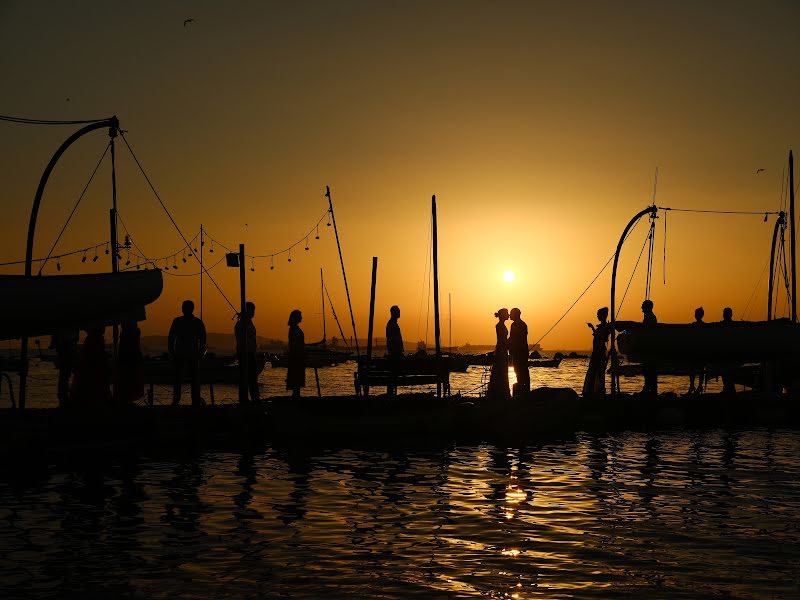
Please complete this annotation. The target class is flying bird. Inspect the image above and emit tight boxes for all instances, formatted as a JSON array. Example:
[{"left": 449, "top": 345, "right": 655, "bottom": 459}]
[
  {"left": 756, "top": 168, "right": 765, "bottom": 174},
  {"left": 183, "top": 18, "right": 195, "bottom": 27}
]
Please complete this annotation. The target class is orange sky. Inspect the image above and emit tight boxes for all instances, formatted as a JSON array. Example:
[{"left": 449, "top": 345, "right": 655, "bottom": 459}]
[{"left": 2, "top": 1, "right": 799, "bottom": 349}]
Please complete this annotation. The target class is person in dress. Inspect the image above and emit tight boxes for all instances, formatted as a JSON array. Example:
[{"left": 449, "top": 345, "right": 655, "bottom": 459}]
[
  {"left": 582, "top": 307, "right": 611, "bottom": 396},
  {"left": 113, "top": 320, "right": 144, "bottom": 404},
  {"left": 487, "top": 308, "right": 510, "bottom": 400},
  {"left": 688, "top": 307, "right": 705, "bottom": 395}
]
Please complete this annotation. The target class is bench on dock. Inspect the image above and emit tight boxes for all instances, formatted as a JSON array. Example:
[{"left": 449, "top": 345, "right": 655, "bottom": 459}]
[{"left": 354, "top": 356, "right": 450, "bottom": 397}]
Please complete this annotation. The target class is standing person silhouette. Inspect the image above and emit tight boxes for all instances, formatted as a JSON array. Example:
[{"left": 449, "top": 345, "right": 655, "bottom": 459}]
[
  {"left": 688, "top": 307, "right": 706, "bottom": 394},
  {"left": 509, "top": 308, "right": 530, "bottom": 397},
  {"left": 235, "top": 302, "right": 259, "bottom": 403},
  {"left": 286, "top": 309, "right": 306, "bottom": 399},
  {"left": 168, "top": 300, "right": 206, "bottom": 406},
  {"left": 721, "top": 307, "right": 736, "bottom": 395},
  {"left": 69, "top": 327, "right": 111, "bottom": 409},
  {"left": 385, "top": 305, "right": 404, "bottom": 395},
  {"left": 50, "top": 327, "right": 79, "bottom": 408},
  {"left": 582, "top": 307, "right": 611, "bottom": 396},
  {"left": 114, "top": 320, "right": 144, "bottom": 404},
  {"left": 487, "top": 308, "right": 510, "bottom": 400},
  {"left": 641, "top": 299, "right": 658, "bottom": 395}
]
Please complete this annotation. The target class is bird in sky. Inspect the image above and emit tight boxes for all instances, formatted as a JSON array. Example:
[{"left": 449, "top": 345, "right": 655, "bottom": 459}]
[
  {"left": 183, "top": 18, "right": 195, "bottom": 27},
  {"left": 756, "top": 168, "right": 765, "bottom": 174}
]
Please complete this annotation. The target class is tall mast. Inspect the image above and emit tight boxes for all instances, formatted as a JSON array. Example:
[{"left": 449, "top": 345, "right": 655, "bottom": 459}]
[
  {"left": 432, "top": 196, "right": 442, "bottom": 397},
  {"left": 790, "top": 150, "right": 797, "bottom": 323},
  {"left": 326, "top": 186, "right": 360, "bottom": 356},
  {"left": 320, "top": 268, "right": 326, "bottom": 341},
  {"left": 109, "top": 125, "right": 119, "bottom": 359},
  {"left": 199, "top": 225, "right": 204, "bottom": 321}
]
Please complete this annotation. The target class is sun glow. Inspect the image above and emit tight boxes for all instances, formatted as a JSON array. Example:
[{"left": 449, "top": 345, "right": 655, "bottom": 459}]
[{"left": 503, "top": 270, "right": 516, "bottom": 283}]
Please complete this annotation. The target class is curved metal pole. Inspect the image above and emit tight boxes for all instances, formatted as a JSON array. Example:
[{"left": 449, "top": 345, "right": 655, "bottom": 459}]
[
  {"left": 19, "top": 116, "right": 118, "bottom": 410},
  {"left": 610, "top": 205, "right": 658, "bottom": 395},
  {"left": 768, "top": 212, "right": 786, "bottom": 321}
]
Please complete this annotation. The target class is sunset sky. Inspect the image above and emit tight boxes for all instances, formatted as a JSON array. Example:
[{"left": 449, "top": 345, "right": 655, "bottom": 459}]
[{"left": 2, "top": 1, "right": 798, "bottom": 349}]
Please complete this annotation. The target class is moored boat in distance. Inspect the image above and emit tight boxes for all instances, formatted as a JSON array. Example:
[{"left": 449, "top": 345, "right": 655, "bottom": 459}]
[{"left": 143, "top": 352, "right": 268, "bottom": 385}]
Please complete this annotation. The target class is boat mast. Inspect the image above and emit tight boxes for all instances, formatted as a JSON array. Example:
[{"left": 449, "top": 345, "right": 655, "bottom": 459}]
[
  {"left": 326, "top": 186, "right": 360, "bottom": 356},
  {"left": 320, "top": 268, "right": 326, "bottom": 341},
  {"left": 20, "top": 116, "right": 119, "bottom": 411},
  {"left": 200, "top": 224, "right": 204, "bottom": 321},
  {"left": 432, "top": 195, "right": 442, "bottom": 397},
  {"left": 768, "top": 212, "right": 786, "bottom": 320},
  {"left": 790, "top": 150, "right": 797, "bottom": 323},
  {"left": 109, "top": 126, "right": 119, "bottom": 359},
  {"left": 449, "top": 292, "right": 452, "bottom": 352},
  {"left": 609, "top": 205, "right": 658, "bottom": 396}
]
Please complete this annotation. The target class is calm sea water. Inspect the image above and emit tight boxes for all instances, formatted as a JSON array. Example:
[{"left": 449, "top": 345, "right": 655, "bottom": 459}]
[
  {"left": 1, "top": 431, "right": 799, "bottom": 598},
  {"left": 13, "top": 357, "right": 723, "bottom": 409},
  {"left": 5, "top": 362, "right": 795, "bottom": 598}
]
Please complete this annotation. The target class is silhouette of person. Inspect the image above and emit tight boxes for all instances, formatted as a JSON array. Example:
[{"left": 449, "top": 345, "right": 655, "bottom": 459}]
[
  {"left": 234, "top": 301, "right": 259, "bottom": 403},
  {"left": 641, "top": 299, "right": 658, "bottom": 394},
  {"left": 50, "top": 327, "right": 79, "bottom": 408},
  {"left": 113, "top": 320, "right": 144, "bottom": 404},
  {"left": 509, "top": 308, "right": 530, "bottom": 396},
  {"left": 69, "top": 327, "right": 111, "bottom": 409},
  {"left": 286, "top": 309, "right": 306, "bottom": 399},
  {"left": 385, "top": 305, "right": 404, "bottom": 395},
  {"left": 168, "top": 300, "right": 206, "bottom": 406},
  {"left": 386, "top": 305, "right": 404, "bottom": 358},
  {"left": 582, "top": 307, "right": 611, "bottom": 396},
  {"left": 721, "top": 307, "right": 736, "bottom": 395},
  {"left": 689, "top": 307, "right": 705, "bottom": 395},
  {"left": 487, "top": 308, "right": 510, "bottom": 400}
]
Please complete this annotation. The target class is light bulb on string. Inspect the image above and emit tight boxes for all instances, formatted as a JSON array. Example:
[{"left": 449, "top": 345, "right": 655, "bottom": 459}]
[
  {"left": 105, "top": 243, "right": 109, "bottom": 255},
  {"left": 250, "top": 257, "right": 255, "bottom": 272},
  {"left": 56, "top": 260, "right": 61, "bottom": 271},
  {"left": 92, "top": 247, "right": 99, "bottom": 262},
  {"left": 209, "top": 241, "right": 214, "bottom": 253},
  {"left": 288, "top": 249, "right": 292, "bottom": 263},
  {"left": 305, "top": 237, "right": 309, "bottom": 251},
  {"left": 269, "top": 256, "right": 274, "bottom": 270},
  {"left": 182, "top": 250, "right": 187, "bottom": 263},
  {"left": 173, "top": 255, "right": 179, "bottom": 270},
  {"left": 135, "top": 257, "right": 141, "bottom": 270},
  {"left": 81, "top": 251, "right": 87, "bottom": 263},
  {"left": 326, "top": 211, "right": 332, "bottom": 227},
  {"left": 315, "top": 225, "right": 320, "bottom": 240},
  {"left": 125, "top": 249, "right": 131, "bottom": 266}
]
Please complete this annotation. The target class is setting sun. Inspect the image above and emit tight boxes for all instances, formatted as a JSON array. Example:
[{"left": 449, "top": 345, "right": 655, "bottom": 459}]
[{"left": 503, "top": 270, "right": 516, "bottom": 283}]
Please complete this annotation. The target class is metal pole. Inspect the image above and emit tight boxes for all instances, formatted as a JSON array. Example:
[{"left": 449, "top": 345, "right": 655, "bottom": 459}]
[
  {"left": 320, "top": 268, "right": 326, "bottom": 341},
  {"left": 449, "top": 292, "right": 452, "bottom": 352},
  {"left": 367, "top": 257, "right": 378, "bottom": 360},
  {"left": 238, "top": 244, "right": 248, "bottom": 403},
  {"left": 200, "top": 225, "right": 204, "bottom": 321},
  {"left": 20, "top": 116, "right": 118, "bottom": 411},
  {"left": 610, "top": 205, "right": 658, "bottom": 396},
  {"left": 109, "top": 209, "right": 119, "bottom": 360},
  {"left": 109, "top": 127, "right": 119, "bottom": 359},
  {"left": 768, "top": 212, "right": 786, "bottom": 320},
  {"left": 326, "top": 186, "right": 360, "bottom": 356},
  {"left": 432, "top": 196, "right": 442, "bottom": 397},
  {"left": 790, "top": 151, "right": 797, "bottom": 323}
]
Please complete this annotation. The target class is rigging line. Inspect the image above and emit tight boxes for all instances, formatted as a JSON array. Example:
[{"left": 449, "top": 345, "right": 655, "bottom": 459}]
[
  {"left": 741, "top": 255, "right": 770, "bottom": 319},
  {"left": 38, "top": 142, "right": 111, "bottom": 275},
  {"left": 323, "top": 282, "right": 350, "bottom": 349},
  {"left": 0, "top": 241, "right": 108, "bottom": 267},
  {"left": 531, "top": 219, "right": 642, "bottom": 348},
  {"left": 118, "top": 132, "right": 238, "bottom": 314},
  {"left": 0, "top": 114, "right": 112, "bottom": 125},
  {"left": 619, "top": 225, "right": 652, "bottom": 316},
  {"left": 657, "top": 206, "right": 780, "bottom": 215}
]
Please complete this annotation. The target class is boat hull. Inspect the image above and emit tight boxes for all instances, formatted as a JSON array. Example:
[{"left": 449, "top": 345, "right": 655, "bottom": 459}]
[{"left": 0, "top": 270, "right": 163, "bottom": 339}]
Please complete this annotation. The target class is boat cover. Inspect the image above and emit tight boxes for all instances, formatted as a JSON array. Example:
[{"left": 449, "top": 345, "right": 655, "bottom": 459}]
[
  {"left": 616, "top": 318, "right": 800, "bottom": 364},
  {"left": 0, "top": 269, "right": 163, "bottom": 340}
]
